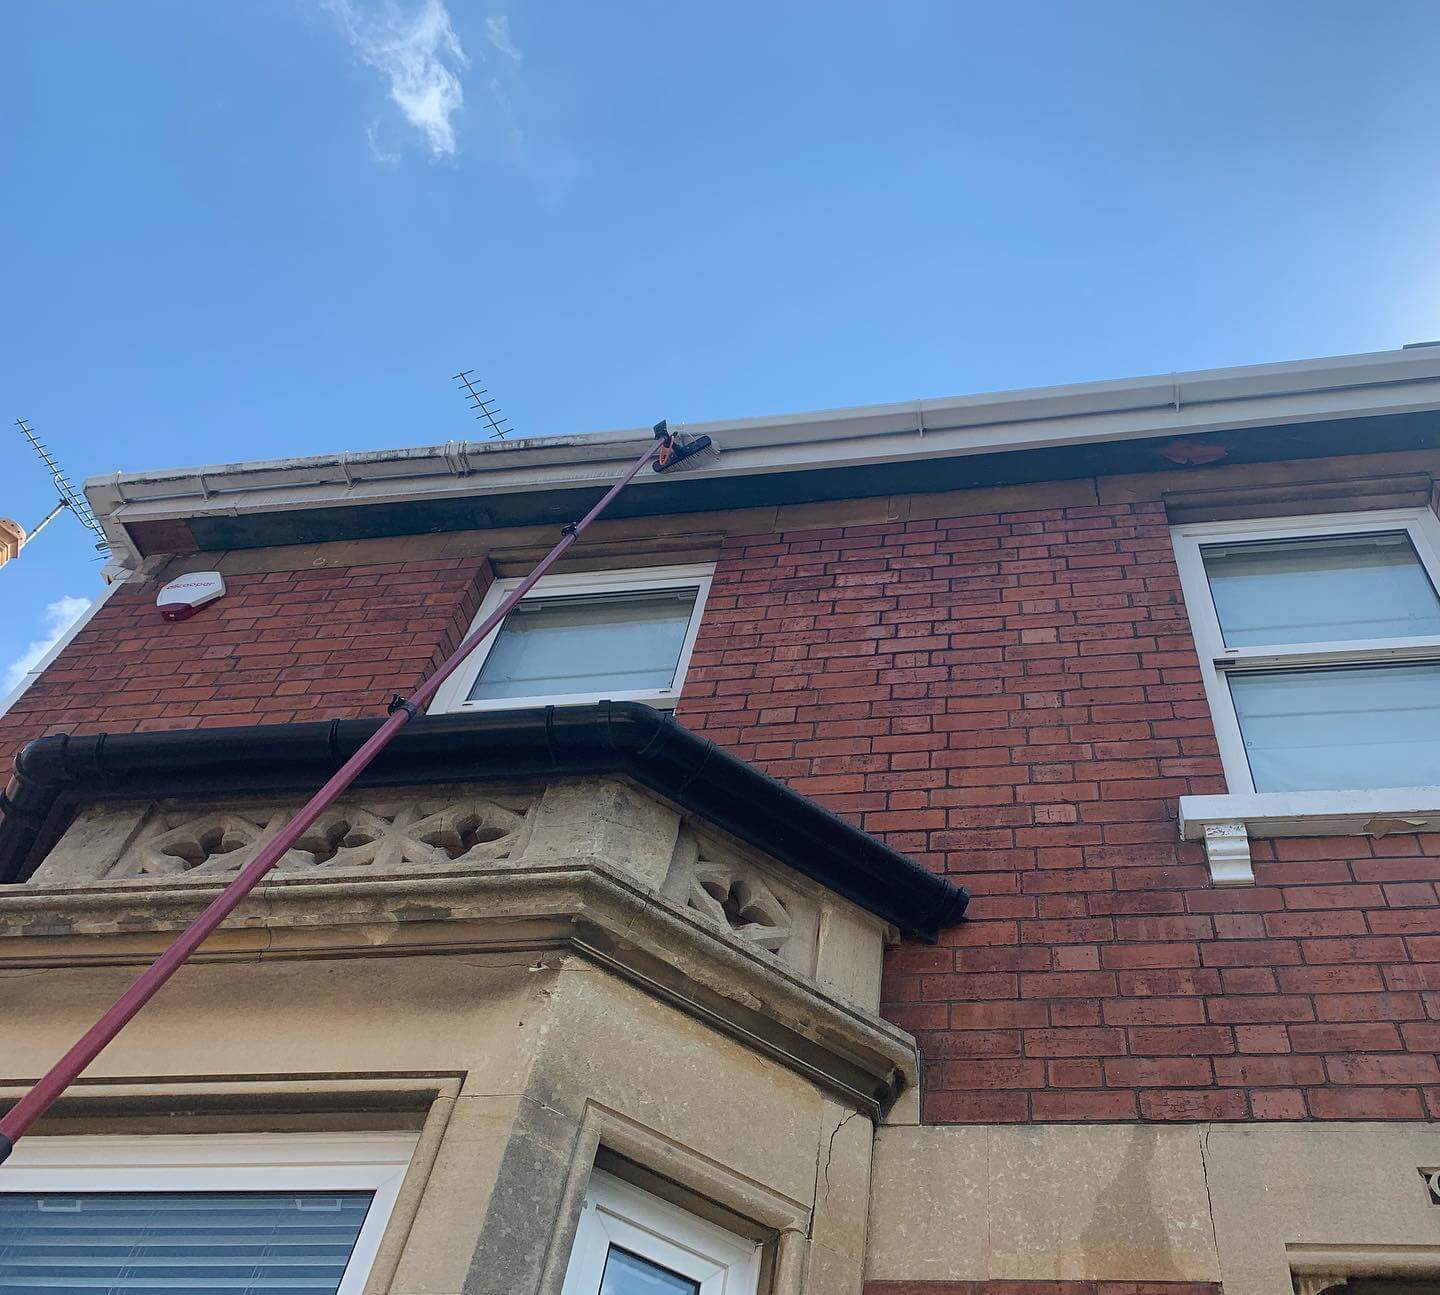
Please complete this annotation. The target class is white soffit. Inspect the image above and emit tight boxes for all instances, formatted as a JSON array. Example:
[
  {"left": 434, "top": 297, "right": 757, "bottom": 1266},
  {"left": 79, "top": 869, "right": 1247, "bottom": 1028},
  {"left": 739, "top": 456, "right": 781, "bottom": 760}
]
[{"left": 84, "top": 346, "right": 1440, "bottom": 556}]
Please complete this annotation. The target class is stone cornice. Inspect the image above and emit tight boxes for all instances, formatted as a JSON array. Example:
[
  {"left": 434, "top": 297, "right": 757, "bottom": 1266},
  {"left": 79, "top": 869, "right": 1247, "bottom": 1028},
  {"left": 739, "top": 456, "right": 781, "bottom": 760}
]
[{"left": 0, "top": 856, "right": 919, "bottom": 1118}]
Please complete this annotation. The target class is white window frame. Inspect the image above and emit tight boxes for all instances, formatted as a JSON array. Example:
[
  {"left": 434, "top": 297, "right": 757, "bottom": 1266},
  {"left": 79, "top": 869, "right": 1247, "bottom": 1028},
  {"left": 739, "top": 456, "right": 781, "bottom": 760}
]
[
  {"left": 560, "top": 1170, "right": 762, "bottom": 1295},
  {"left": 1171, "top": 507, "right": 1440, "bottom": 796},
  {"left": 429, "top": 564, "right": 714, "bottom": 715},
  {"left": 0, "top": 1131, "right": 416, "bottom": 1295}
]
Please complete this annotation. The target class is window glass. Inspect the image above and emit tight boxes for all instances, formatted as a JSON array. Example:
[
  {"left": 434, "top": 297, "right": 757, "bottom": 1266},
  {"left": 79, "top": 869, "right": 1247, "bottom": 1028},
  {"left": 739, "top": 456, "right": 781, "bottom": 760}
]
[
  {"left": 1200, "top": 532, "right": 1440, "bottom": 648},
  {"left": 0, "top": 1190, "right": 374, "bottom": 1293},
  {"left": 1229, "top": 662, "right": 1440, "bottom": 792},
  {"left": 467, "top": 588, "right": 700, "bottom": 703},
  {"left": 600, "top": 1246, "right": 702, "bottom": 1295},
  {"left": 560, "top": 1171, "right": 759, "bottom": 1295}
]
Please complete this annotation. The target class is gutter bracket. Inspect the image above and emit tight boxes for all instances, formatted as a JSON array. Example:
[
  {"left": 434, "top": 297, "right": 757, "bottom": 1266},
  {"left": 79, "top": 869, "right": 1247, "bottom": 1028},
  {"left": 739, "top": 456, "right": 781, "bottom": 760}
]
[{"left": 442, "top": 441, "right": 472, "bottom": 478}]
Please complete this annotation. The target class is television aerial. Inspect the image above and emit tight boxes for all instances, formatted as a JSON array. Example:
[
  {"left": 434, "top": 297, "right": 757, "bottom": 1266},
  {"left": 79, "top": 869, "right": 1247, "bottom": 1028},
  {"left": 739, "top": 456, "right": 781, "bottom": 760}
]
[{"left": 2, "top": 419, "right": 109, "bottom": 570}]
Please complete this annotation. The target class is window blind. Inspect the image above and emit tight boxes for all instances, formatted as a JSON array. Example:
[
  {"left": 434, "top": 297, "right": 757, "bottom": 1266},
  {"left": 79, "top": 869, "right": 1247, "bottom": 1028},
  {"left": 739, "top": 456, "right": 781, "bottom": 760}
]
[
  {"left": 1200, "top": 531, "right": 1440, "bottom": 647},
  {"left": 0, "top": 1191, "right": 374, "bottom": 1294},
  {"left": 467, "top": 587, "right": 700, "bottom": 702}
]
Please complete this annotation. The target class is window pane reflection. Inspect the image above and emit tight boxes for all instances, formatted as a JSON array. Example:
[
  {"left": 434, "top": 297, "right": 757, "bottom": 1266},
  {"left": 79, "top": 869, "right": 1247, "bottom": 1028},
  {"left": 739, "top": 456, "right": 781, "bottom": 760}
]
[
  {"left": 1229, "top": 662, "right": 1440, "bottom": 791},
  {"left": 599, "top": 1245, "right": 701, "bottom": 1295},
  {"left": 468, "top": 589, "right": 699, "bottom": 702},
  {"left": 1201, "top": 532, "right": 1440, "bottom": 648}
]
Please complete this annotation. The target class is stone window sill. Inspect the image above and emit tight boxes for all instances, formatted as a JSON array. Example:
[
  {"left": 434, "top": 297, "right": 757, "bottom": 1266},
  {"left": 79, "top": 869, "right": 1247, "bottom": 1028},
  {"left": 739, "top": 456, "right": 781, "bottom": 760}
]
[{"left": 1178, "top": 788, "right": 1440, "bottom": 886}]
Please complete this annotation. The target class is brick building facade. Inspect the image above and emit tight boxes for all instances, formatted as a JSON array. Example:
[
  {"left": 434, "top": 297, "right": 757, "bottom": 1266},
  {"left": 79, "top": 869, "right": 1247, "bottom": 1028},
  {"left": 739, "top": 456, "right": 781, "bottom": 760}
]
[
  {"left": 2, "top": 347, "right": 1439, "bottom": 1294},
  {"left": 687, "top": 503, "right": 1440, "bottom": 1125}
]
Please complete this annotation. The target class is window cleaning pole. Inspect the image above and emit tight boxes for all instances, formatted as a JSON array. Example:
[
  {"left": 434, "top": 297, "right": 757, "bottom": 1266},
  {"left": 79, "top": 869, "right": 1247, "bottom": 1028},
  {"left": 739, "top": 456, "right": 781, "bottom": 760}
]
[{"left": 0, "top": 426, "right": 713, "bottom": 1164}]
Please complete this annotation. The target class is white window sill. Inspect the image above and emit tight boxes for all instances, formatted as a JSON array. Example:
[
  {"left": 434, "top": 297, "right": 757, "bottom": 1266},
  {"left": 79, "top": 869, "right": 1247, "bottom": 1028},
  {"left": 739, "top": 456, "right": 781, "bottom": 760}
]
[
  {"left": 435, "top": 690, "right": 680, "bottom": 716},
  {"left": 1179, "top": 788, "right": 1440, "bottom": 887}
]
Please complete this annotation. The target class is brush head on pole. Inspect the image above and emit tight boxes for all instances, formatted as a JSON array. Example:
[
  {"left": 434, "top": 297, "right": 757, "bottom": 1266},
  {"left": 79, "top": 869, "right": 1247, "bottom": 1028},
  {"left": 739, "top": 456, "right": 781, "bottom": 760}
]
[{"left": 652, "top": 420, "right": 720, "bottom": 474}]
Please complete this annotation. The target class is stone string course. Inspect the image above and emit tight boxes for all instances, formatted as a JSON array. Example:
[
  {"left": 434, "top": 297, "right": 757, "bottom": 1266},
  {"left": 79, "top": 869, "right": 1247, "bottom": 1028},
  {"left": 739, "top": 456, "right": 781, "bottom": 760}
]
[{"left": 6, "top": 501, "right": 1440, "bottom": 1121}]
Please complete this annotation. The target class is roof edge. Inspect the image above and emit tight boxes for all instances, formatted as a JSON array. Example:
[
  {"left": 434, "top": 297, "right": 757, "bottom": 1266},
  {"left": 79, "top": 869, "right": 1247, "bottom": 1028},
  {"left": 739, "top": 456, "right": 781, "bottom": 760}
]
[{"left": 85, "top": 346, "right": 1440, "bottom": 567}]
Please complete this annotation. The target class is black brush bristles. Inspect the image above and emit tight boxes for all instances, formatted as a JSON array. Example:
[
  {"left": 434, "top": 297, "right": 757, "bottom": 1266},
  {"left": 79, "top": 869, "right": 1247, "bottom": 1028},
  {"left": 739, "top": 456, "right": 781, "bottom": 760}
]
[{"left": 653, "top": 433, "right": 719, "bottom": 473}]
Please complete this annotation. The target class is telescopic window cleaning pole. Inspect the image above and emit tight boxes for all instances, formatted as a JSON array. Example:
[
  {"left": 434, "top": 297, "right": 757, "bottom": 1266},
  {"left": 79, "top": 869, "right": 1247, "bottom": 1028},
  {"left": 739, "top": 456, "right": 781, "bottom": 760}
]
[{"left": 0, "top": 423, "right": 719, "bottom": 1164}]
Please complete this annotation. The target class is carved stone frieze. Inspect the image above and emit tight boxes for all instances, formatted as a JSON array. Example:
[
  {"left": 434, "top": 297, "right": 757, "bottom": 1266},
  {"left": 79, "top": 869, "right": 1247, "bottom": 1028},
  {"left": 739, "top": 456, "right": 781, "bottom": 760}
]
[
  {"left": 661, "top": 825, "right": 819, "bottom": 971},
  {"left": 25, "top": 776, "right": 882, "bottom": 1003},
  {"left": 108, "top": 794, "right": 533, "bottom": 879},
  {"left": 688, "top": 864, "right": 793, "bottom": 953}
]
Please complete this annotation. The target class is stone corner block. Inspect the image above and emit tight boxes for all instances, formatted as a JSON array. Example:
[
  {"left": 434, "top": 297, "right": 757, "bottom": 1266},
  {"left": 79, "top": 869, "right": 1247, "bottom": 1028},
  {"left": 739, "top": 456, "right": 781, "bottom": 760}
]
[{"left": 521, "top": 777, "right": 682, "bottom": 888}]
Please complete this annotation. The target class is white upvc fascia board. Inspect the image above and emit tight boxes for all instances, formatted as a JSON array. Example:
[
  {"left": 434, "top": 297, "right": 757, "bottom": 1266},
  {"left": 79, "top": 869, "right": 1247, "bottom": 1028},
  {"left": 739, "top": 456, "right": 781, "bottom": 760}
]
[
  {"left": 84, "top": 346, "right": 1440, "bottom": 555},
  {"left": 1180, "top": 788, "right": 1440, "bottom": 840}
]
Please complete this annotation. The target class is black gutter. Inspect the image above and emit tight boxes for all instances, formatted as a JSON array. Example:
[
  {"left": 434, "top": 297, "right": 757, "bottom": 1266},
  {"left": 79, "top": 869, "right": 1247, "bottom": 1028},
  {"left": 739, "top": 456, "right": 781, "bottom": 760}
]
[{"left": 0, "top": 702, "right": 968, "bottom": 941}]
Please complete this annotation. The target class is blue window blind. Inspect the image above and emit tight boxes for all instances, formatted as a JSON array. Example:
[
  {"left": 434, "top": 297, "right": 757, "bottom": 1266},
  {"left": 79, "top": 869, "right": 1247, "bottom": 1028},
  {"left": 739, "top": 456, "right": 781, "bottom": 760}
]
[
  {"left": 466, "top": 588, "right": 699, "bottom": 702},
  {"left": 0, "top": 1191, "right": 374, "bottom": 1293}
]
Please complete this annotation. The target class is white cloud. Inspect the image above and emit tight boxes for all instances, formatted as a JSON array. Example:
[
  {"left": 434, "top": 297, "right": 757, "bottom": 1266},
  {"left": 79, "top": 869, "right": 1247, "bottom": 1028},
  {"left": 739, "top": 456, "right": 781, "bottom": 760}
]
[
  {"left": 4, "top": 595, "right": 90, "bottom": 694},
  {"left": 326, "top": 0, "right": 469, "bottom": 158},
  {"left": 485, "top": 15, "right": 522, "bottom": 61},
  {"left": 366, "top": 122, "right": 401, "bottom": 165}
]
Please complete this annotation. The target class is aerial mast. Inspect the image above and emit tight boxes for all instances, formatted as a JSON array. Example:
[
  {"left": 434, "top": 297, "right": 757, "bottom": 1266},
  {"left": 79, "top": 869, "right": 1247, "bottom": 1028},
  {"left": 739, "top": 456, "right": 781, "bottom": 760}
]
[
  {"left": 2, "top": 419, "right": 109, "bottom": 570},
  {"left": 452, "top": 371, "right": 514, "bottom": 440}
]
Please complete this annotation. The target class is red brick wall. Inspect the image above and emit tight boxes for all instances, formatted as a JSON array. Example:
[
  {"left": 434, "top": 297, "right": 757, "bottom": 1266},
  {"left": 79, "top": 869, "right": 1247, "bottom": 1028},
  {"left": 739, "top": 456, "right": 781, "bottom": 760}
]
[
  {"left": 0, "top": 558, "right": 492, "bottom": 770},
  {"left": 676, "top": 502, "right": 1440, "bottom": 1122},
  {"left": 5, "top": 499, "right": 1439, "bottom": 1122}
]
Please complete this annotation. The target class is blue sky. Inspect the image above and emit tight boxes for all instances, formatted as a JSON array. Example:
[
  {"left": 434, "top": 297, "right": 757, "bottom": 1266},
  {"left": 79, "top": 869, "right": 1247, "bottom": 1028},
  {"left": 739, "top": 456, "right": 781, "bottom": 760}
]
[{"left": 3, "top": 0, "right": 1439, "bottom": 686}]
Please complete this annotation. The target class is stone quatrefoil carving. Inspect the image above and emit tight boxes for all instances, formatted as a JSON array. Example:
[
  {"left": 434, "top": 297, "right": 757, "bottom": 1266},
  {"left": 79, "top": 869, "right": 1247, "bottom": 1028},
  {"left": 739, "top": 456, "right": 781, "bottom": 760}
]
[
  {"left": 684, "top": 859, "right": 793, "bottom": 953},
  {"left": 126, "top": 797, "right": 531, "bottom": 877}
]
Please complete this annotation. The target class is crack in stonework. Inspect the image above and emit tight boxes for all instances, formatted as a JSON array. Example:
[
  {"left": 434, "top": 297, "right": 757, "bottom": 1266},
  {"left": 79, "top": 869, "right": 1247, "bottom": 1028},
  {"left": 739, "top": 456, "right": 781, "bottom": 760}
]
[
  {"left": 1200, "top": 1123, "right": 1222, "bottom": 1275},
  {"left": 822, "top": 1109, "right": 862, "bottom": 1197}
]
